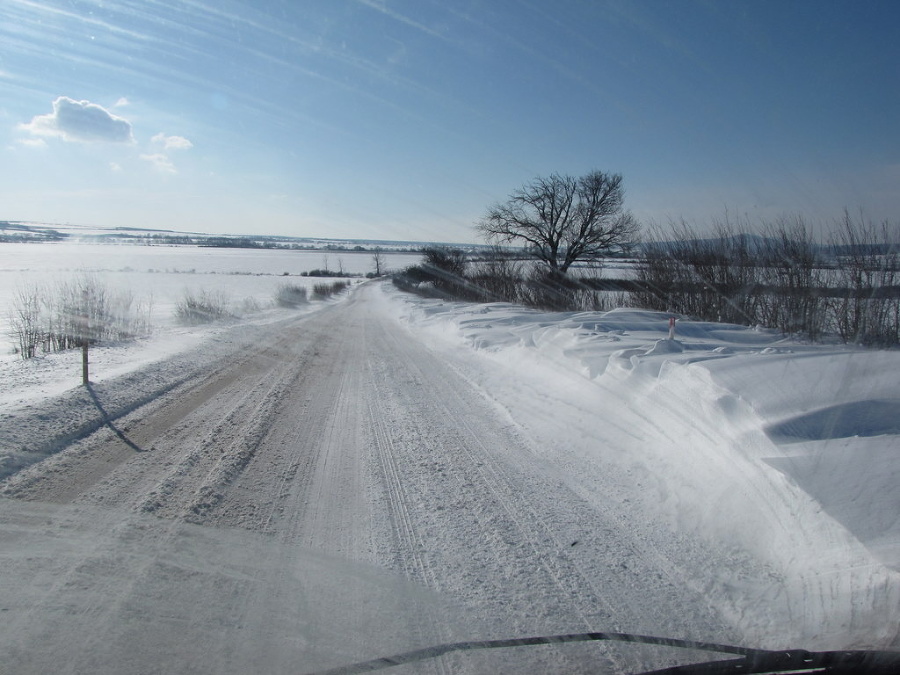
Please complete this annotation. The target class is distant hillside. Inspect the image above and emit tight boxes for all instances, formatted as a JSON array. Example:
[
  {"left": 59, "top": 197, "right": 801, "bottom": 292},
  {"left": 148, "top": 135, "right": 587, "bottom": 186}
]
[
  {"left": 0, "top": 222, "right": 66, "bottom": 243},
  {"left": 0, "top": 220, "right": 485, "bottom": 253}
]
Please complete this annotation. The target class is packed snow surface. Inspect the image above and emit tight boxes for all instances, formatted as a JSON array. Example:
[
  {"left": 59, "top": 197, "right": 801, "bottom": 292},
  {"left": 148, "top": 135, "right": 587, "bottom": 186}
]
[{"left": 0, "top": 278, "right": 897, "bottom": 673}]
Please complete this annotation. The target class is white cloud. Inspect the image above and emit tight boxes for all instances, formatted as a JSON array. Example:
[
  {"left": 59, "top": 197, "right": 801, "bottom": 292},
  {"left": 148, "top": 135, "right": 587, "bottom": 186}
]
[
  {"left": 17, "top": 137, "right": 47, "bottom": 148},
  {"left": 140, "top": 152, "right": 177, "bottom": 174},
  {"left": 114, "top": 97, "right": 130, "bottom": 107},
  {"left": 151, "top": 132, "right": 193, "bottom": 151},
  {"left": 143, "top": 132, "right": 193, "bottom": 174},
  {"left": 20, "top": 96, "right": 134, "bottom": 143},
  {"left": 110, "top": 162, "right": 123, "bottom": 172}
]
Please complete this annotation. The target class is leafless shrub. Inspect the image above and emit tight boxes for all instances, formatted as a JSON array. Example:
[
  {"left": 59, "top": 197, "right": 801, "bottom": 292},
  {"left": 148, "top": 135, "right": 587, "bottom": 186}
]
[
  {"left": 240, "top": 297, "right": 263, "bottom": 314},
  {"left": 420, "top": 247, "right": 474, "bottom": 298},
  {"left": 516, "top": 266, "right": 606, "bottom": 311},
  {"left": 398, "top": 246, "right": 624, "bottom": 311},
  {"left": 467, "top": 246, "right": 523, "bottom": 302},
  {"left": 634, "top": 218, "right": 764, "bottom": 324},
  {"left": 8, "top": 286, "right": 43, "bottom": 358},
  {"left": 275, "top": 283, "right": 308, "bottom": 307},
  {"left": 829, "top": 212, "right": 900, "bottom": 346},
  {"left": 7, "top": 274, "right": 153, "bottom": 359},
  {"left": 392, "top": 248, "right": 482, "bottom": 301},
  {"left": 758, "top": 216, "right": 826, "bottom": 340},
  {"left": 311, "top": 280, "right": 350, "bottom": 299},
  {"left": 632, "top": 212, "right": 899, "bottom": 346},
  {"left": 174, "top": 289, "right": 232, "bottom": 324}
]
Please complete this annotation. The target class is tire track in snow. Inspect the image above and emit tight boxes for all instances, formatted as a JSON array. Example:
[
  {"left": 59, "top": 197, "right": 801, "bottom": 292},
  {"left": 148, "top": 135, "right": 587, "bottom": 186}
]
[
  {"left": 366, "top": 388, "right": 455, "bottom": 675},
  {"left": 367, "top": 395, "right": 436, "bottom": 589},
  {"left": 135, "top": 358, "right": 300, "bottom": 520},
  {"left": 211, "top": 297, "right": 454, "bottom": 672},
  {"left": 359, "top": 302, "right": 645, "bottom": 672}
]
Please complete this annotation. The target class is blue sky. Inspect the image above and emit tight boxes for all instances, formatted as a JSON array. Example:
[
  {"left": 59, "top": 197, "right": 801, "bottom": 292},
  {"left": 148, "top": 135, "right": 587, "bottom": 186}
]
[{"left": 2, "top": 0, "right": 898, "bottom": 243}]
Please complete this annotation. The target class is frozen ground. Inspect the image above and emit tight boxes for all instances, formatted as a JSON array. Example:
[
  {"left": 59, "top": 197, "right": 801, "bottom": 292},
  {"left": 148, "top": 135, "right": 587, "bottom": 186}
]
[{"left": 0, "top": 279, "right": 897, "bottom": 674}]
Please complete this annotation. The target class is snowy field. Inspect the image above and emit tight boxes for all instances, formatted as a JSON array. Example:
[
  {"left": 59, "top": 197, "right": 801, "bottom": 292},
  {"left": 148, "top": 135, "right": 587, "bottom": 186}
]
[
  {"left": 0, "top": 247, "right": 898, "bottom": 671},
  {"left": 0, "top": 241, "right": 420, "bottom": 340}
]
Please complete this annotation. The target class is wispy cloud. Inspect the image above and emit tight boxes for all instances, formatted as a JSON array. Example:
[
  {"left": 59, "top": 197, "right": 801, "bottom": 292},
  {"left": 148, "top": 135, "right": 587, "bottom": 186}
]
[
  {"left": 141, "top": 132, "right": 193, "bottom": 173},
  {"left": 139, "top": 152, "right": 176, "bottom": 174},
  {"left": 151, "top": 132, "right": 193, "bottom": 151},
  {"left": 356, "top": 0, "right": 448, "bottom": 41},
  {"left": 20, "top": 96, "right": 134, "bottom": 143},
  {"left": 17, "top": 137, "right": 47, "bottom": 148}
]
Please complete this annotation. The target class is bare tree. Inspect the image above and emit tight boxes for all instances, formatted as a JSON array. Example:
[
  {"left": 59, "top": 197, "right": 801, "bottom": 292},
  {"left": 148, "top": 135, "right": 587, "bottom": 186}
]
[
  {"left": 479, "top": 170, "right": 638, "bottom": 275},
  {"left": 371, "top": 247, "right": 384, "bottom": 276}
]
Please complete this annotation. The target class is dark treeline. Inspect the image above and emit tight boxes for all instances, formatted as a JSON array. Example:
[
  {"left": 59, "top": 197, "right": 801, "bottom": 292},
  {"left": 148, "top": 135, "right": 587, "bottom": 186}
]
[
  {"left": 0, "top": 222, "right": 66, "bottom": 242},
  {"left": 394, "top": 246, "right": 630, "bottom": 313}
]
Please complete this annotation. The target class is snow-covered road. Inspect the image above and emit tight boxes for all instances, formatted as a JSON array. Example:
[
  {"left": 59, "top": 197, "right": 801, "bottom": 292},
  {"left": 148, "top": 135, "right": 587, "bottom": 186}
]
[{"left": 1, "top": 281, "right": 897, "bottom": 674}]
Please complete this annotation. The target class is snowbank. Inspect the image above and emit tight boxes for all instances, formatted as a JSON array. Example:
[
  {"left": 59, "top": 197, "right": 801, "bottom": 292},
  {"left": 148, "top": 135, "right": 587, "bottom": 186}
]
[{"left": 379, "top": 285, "right": 900, "bottom": 649}]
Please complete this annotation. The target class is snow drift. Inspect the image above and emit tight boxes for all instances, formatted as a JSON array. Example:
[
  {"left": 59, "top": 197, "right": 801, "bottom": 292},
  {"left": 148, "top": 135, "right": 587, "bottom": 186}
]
[{"left": 382, "top": 286, "right": 900, "bottom": 649}]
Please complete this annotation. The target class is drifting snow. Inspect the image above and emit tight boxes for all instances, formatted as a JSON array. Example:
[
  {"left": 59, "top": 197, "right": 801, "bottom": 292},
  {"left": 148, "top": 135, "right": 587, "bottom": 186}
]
[{"left": 381, "top": 287, "right": 900, "bottom": 647}]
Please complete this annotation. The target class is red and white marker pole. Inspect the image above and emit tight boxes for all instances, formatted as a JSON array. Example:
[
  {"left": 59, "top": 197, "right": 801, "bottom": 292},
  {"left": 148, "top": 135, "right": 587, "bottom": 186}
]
[{"left": 668, "top": 317, "right": 676, "bottom": 340}]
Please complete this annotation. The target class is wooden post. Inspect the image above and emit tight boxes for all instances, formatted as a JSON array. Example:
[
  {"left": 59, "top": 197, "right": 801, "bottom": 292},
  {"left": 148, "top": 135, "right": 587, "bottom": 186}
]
[{"left": 79, "top": 287, "right": 92, "bottom": 386}]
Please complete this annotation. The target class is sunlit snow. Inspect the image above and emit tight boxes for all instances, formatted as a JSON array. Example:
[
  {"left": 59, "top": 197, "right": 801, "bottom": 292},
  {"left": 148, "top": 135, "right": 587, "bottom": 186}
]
[{"left": 0, "top": 247, "right": 897, "bottom": 668}]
